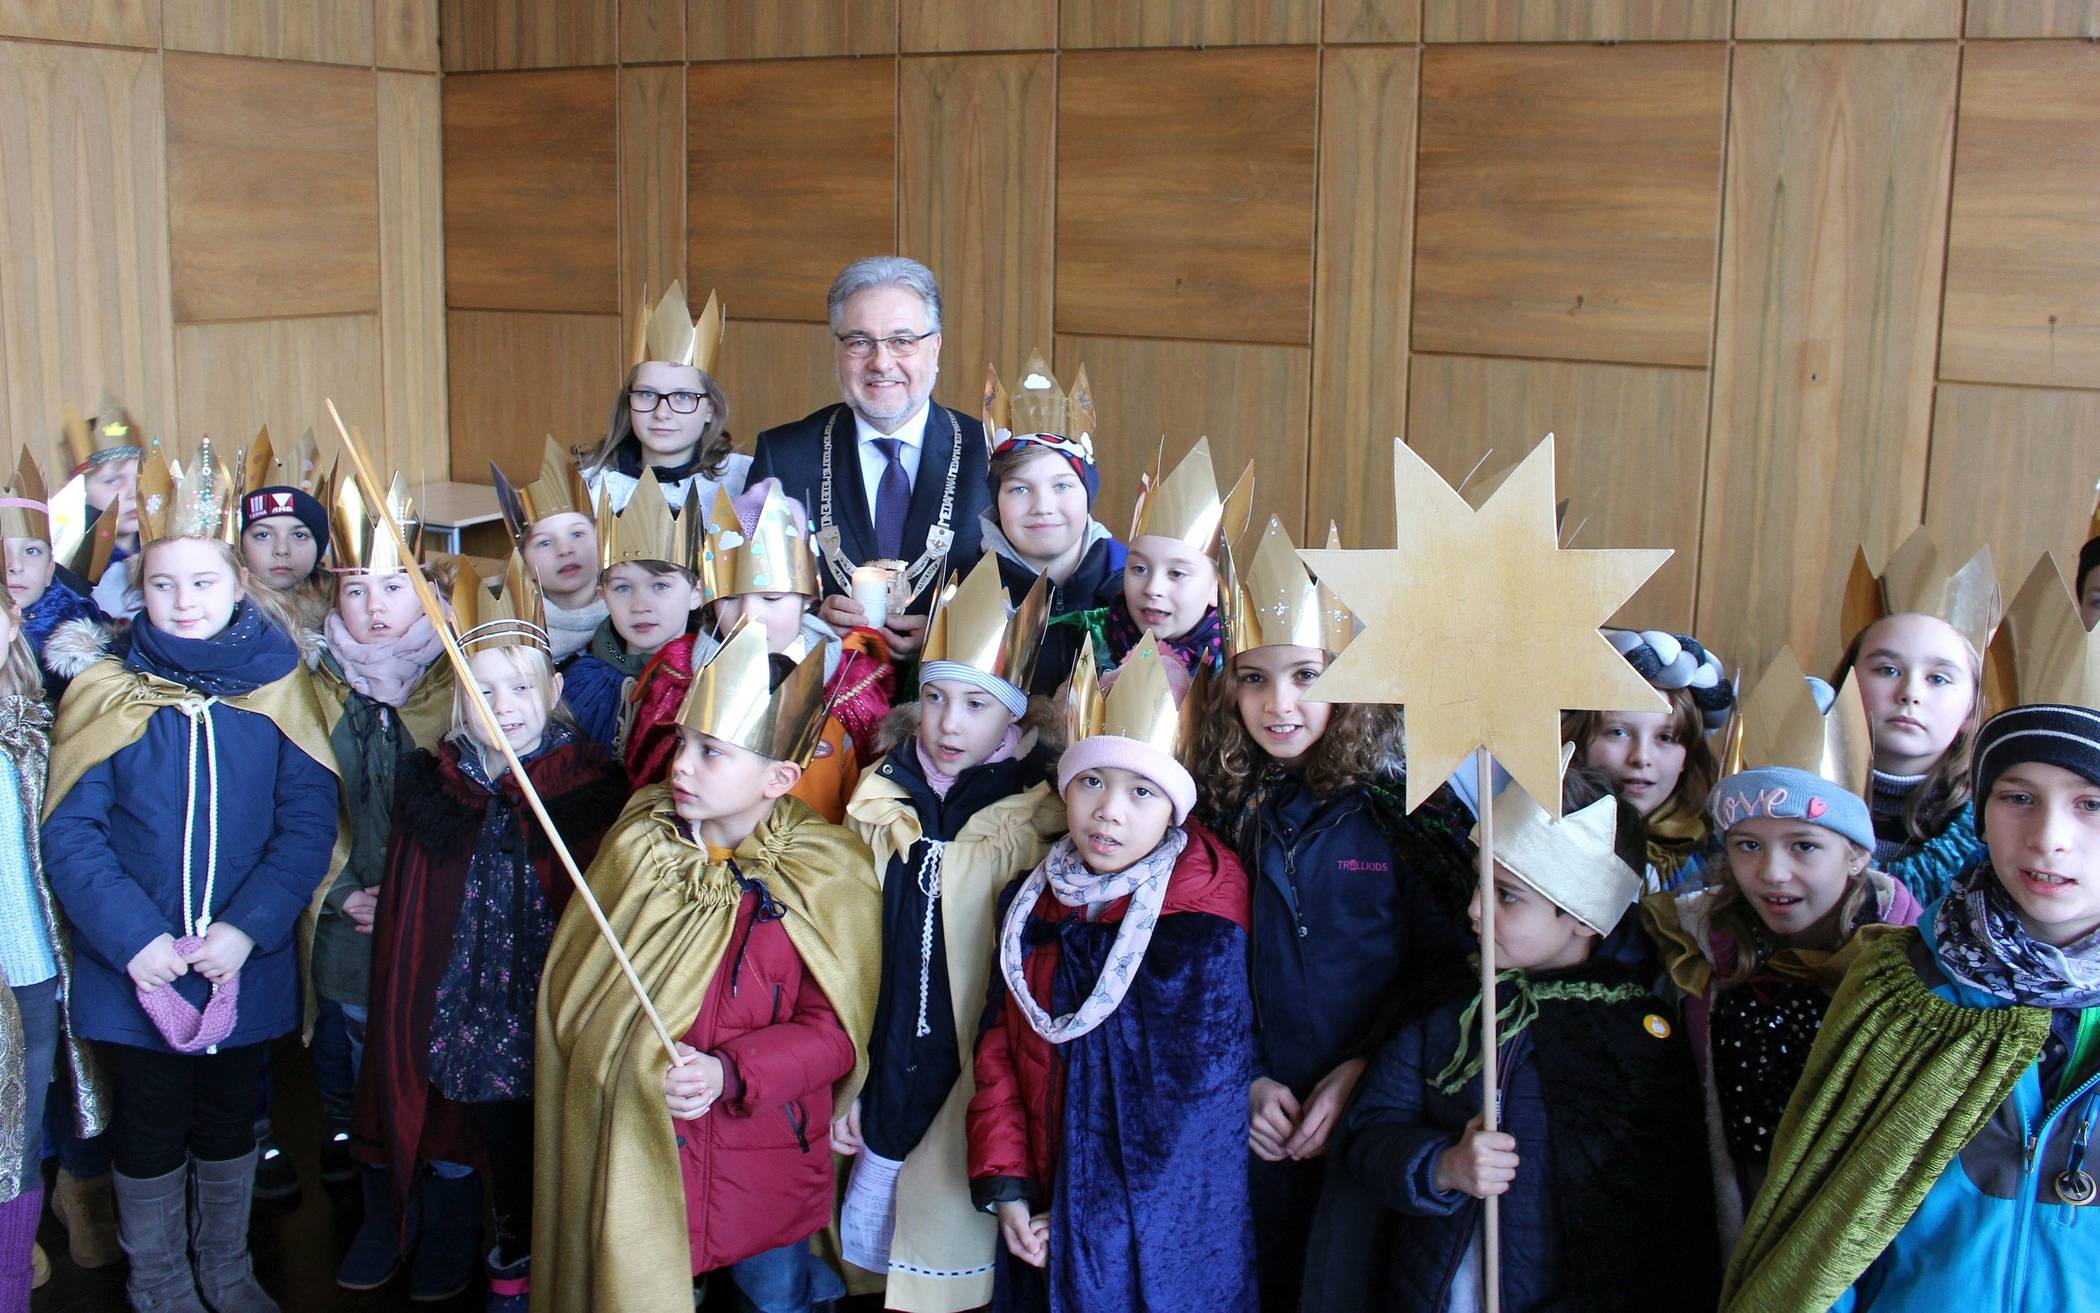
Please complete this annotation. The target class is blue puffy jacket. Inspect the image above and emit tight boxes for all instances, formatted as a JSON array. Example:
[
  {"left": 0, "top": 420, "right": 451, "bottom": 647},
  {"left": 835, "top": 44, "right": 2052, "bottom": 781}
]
[{"left": 1835, "top": 918, "right": 2100, "bottom": 1312}]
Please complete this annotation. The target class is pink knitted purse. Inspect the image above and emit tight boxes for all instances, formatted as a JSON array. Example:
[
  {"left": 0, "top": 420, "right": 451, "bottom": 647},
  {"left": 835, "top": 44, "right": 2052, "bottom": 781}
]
[{"left": 135, "top": 935, "right": 239, "bottom": 1053}]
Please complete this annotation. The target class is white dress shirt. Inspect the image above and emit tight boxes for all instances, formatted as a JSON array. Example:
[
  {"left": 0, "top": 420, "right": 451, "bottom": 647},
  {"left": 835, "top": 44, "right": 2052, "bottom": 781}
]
[{"left": 852, "top": 404, "right": 931, "bottom": 529}]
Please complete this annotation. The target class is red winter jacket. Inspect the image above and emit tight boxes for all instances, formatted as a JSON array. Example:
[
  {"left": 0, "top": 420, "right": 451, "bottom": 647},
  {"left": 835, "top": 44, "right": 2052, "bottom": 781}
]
[
  {"left": 965, "top": 819, "right": 1251, "bottom": 1208},
  {"left": 623, "top": 634, "right": 698, "bottom": 786},
  {"left": 677, "top": 880, "right": 856, "bottom": 1274}
]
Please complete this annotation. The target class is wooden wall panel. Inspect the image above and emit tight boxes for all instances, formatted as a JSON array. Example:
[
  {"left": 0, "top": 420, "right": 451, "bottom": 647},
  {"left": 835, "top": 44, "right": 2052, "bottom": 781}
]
[
  {"left": 1056, "top": 49, "right": 1317, "bottom": 346},
  {"left": 1061, "top": 0, "right": 1319, "bottom": 47},
  {"left": 689, "top": 1, "right": 896, "bottom": 60},
  {"left": 0, "top": 0, "right": 158, "bottom": 45},
  {"left": 687, "top": 59, "right": 896, "bottom": 323},
  {"left": 0, "top": 41, "right": 176, "bottom": 453},
  {"left": 899, "top": 54, "right": 1055, "bottom": 413},
  {"left": 1699, "top": 43, "right": 1958, "bottom": 678},
  {"left": 377, "top": 0, "right": 440, "bottom": 70},
  {"left": 1926, "top": 384, "right": 2100, "bottom": 599},
  {"left": 1940, "top": 43, "right": 2100, "bottom": 390},
  {"left": 1735, "top": 0, "right": 1961, "bottom": 39},
  {"left": 443, "top": 69, "right": 619, "bottom": 313},
  {"left": 162, "top": 0, "right": 374, "bottom": 63},
  {"left": 901, "top": 1, "right": 1057, "bottom": 51},
  {"left": 1413, "top": 45, "right": 1726, "bottom": 369},
  {"left": 1054, "top": 334, "right": 1311, "bottom": 538},
  {"left": 1423, "top": 0, "right": 1729, "bottom": 42},
  {"left": 165, "top": 54, "right": 379, "bottom": 323},
  {"left": 1407, "top": 355, "right": 1708, "bottom": 628},
  {"left": 1967, "top": 1, "right": 2100, "bottom": 37},
  {"left": 620, "top": 0, "right": 683, "bottom": 62},
  {"left": 620, "top": 65, "right": 686, "bottom": 348},
  {"left": 446, "top": 310, "right": 620, "bottom": 483},
  {"left": 378, "top": 71, "right": 447, "bottom": 489},
  {"left": 174, "top": 315, "right": 387, "bottom": 473},
  {"left": 713, "top": 320, "right": 840, "bottom": 443},
  {"left": 1309, "top": 48, "right": 1417, "bottom": 545},
  {"left": 438, "top": 0, "right": 615, "bottom": 71},
  {"left": 1325, "top": 0, "right": 1421, "bottom": 42}
]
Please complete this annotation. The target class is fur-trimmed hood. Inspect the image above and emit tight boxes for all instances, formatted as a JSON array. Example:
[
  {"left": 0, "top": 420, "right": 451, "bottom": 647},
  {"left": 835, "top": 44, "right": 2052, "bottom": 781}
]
[{"left": 872, "top": 692, "right": 1064, "bottom": 760}]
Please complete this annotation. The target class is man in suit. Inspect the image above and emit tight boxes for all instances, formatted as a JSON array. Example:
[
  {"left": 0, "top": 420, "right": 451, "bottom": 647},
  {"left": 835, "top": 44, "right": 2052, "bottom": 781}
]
[{"left": 749, "top": 256, "right": 989, "bottom": 658}]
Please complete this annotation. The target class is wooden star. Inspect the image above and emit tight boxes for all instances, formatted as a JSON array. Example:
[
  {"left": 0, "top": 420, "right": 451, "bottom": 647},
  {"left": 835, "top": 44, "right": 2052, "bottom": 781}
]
[{"left": 1302, "top": 436, "right": 1671, "bottom": 816}]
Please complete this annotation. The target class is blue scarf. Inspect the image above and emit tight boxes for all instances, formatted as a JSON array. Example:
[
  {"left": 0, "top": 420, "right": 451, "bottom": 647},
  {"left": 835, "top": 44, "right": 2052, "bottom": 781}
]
[{"left": 126, "top": 599, "right": 299, "bottom": 697}]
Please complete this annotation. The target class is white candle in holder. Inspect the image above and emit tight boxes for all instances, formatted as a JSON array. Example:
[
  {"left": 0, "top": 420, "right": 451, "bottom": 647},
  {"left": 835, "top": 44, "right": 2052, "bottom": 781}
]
[{"left": 851, "top": 564, "right": 892, "bottom": 629}]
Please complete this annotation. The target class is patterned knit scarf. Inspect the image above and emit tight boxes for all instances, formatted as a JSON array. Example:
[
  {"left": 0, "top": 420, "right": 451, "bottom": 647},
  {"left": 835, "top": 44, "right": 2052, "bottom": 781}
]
[
  {"left": 1932, "top": 859, "right": 2100, "bottom": 1008},
  {"left": 1103, "top": 595, "right": 1225, "bottom": 674},
  {"left": 1433, "top": 963, "right": 1647, "bottom": 1095},
  {"left": 997, "top": 828, "right": 1188, "bottom": 1044}
]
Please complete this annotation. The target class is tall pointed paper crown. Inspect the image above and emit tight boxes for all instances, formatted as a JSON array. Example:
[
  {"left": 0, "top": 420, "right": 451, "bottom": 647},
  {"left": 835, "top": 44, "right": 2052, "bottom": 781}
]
[
  {"left": 1127, "top": 438, "right": 1255, "bottom": 563},
  {"left": 923, "top": 552, "right": 1051, "bottom": 694},
  {"left": 982, "top": 350, "right": 1097, "bottom": 459},
  {"left": 598, "top": 468, "right": 697, "bottom": 570},
  {"left": 136, "top": 437, "right": 241, "bottom": 545},
  {"left": 1223, "top": 516, "right": 1355, "bottom": 656},
  {"left": 1841, "top": 528, "right": 2002, "bottom": 657},
  {"left": 1486, "top": 764, "right": 1642, "bottom": 936},
  {"left": 0, "top": 449, "right": 51, "bottom": 542},
  {"left": 492, "top": 436, "right": 591, "bottom": 544},
  {"left": 47, "top": 467, "right": 118, "bottom": 583},
  {"left": 63, "top": 396, "right": 145, "bottom": 471},
  {"left": 674, "top": 617, "right": 830, "bottom": 766},
  {"left": 1065, "top": 633, "right": 1193, "bottom": 760},
  {"left": 242, "top": 425, "right": 334, "bottom": 501},
  {"left": 630, "top": 281, "right": 724, "bottom": 373},
  {"left": 450, "top": 550, "right": 549, "bottom": 655},
  {"left": 697, "top": 480, "right": 819, "bottom": 603},
  {"left": 331, "top": 467, "right": 421, "bottom": 574},
  {"left": 1999, "top": 554, "right": 2100, "bottom": 710},
  {"left": 1720, "top": 646, "right": 1873, "bottom": 796}
]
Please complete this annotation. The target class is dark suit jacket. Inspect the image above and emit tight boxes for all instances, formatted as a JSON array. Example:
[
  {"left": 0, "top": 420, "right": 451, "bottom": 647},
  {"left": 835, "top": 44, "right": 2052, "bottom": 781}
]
[{"left": 750, "top": 401, "right": 989, "bottom": 611}]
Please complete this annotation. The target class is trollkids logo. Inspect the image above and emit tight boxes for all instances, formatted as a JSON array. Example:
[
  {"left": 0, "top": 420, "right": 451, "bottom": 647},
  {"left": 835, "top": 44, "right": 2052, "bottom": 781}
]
[{"left": 1335, "top": 858, "right": 1390, "bottom": 873}]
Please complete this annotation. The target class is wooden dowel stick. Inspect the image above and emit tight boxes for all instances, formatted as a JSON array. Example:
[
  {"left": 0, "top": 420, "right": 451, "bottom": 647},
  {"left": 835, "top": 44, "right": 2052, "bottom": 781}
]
[{"left": 1477, "top": 748, "right": 1500, "bottom": 1313}]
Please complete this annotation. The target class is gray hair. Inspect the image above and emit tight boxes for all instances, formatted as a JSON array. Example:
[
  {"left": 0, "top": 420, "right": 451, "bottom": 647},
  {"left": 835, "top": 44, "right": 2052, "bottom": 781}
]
[{"left": 827, "top": 256, "right": 942, "bottom": 334}]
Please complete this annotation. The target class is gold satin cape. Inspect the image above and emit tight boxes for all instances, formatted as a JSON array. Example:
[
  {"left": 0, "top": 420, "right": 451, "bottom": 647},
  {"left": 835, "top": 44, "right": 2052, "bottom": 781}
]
[
  {"left": 532, "top": 787, "right": 882, "bottom": 1313},
  {"left": 845, "top": 771, "right": 1064, "bottom": 1312}
]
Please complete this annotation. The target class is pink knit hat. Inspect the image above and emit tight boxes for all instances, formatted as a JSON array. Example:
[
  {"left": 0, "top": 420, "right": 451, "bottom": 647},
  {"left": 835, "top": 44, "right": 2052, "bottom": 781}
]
[
  {"left": 1056, "top": 734, "right": 1197, "bottom": 824},
  {"left": 135, "top": 935, "right": 239, "bottom": 1054}
]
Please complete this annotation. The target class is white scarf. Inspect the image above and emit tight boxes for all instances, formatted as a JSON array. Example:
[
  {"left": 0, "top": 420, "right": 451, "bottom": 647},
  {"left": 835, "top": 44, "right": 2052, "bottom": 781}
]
[{"left": 546, "top": 597, "right": 609, "bottom": 663}]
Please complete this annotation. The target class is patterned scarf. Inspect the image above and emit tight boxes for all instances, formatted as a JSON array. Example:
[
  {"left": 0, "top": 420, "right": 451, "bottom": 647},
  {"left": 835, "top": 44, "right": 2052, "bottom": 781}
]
[
  {"left": 997, "top": 827, "right": 1189, "bottom": 1044},
  {"left": 128, "top": 600, "right": 296, "bottom": 697},
  {"left": 1103, "top": 595, "right": 1224, "bottom": 674},
  {"left": 1933, "top": 859, "right": 2100, "bottom": 1008}
]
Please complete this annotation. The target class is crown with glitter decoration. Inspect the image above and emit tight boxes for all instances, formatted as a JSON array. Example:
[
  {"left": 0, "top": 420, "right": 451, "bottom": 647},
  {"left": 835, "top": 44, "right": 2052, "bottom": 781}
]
[
  {"left": 922, "top": 552, "right": 1051, "bottom": 694},
  {"left": 1065, "top": 633, "right": 1194, "bottom": 761},
  {"left": 492, "top": 436, "right": 592, "bottom": 544},
  {"left": 450, "top": 550, "right": 549, "bottom": 655},
  {"left": 1482, "top": 762, "right": 1642, "bottom": 937},
  {"left": 331, "top": 467, "right": 421, "bottom": 574},
  {"left": 1841, "top": 528, "right": 2001, "bottom": 657},
  {"left": 696, "top": 481, "right": 819, "bottom": 603},
  {"left": 1719, "top": 646, "right": 1873, "bottom": 797},
  {"left": 982, "top": 350, "right": 1096, "bottom": 467},
  {"left": 597, "top": 468, "right": 697, "bottom": 571},
  {"left": 0, "top": 449, "right": 50, "bottom": 543},
  {"left": 62, "top": 397, "right": 145, "bottom": 473},
  {"left": 674, "top": 617, "right": 830, "bottom": 766},
  {"left": 1127, "top": 438, "right": 1254, "bottom": 564},
  {"left": 1999, "top": 553, "right": 2100, "bottom": 711},
  {"left": 136, "top": 437, "right": 241, "bottom": 546},
  {"left": 1223, "top": 516, "right": 1354, "bottom": 656},
  {"left": 242, "top": 425, "right": 334, "bottom": 502},
  {"left": 630, "top": 282, "right": 724, "bottom": 374}
]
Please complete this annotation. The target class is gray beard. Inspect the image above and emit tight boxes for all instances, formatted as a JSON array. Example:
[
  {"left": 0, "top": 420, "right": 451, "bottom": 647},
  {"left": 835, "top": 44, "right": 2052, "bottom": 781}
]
[{"left": 841, "top": 366, "right": 937, "bottom": 432}]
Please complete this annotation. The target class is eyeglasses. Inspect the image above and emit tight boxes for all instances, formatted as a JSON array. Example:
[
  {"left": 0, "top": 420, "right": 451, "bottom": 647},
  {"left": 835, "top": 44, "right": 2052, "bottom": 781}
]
[
  {"left": 628, "top": 388, "right": 706, "bottom": 414},
  {"left": 835, "top": 330, "right": 937, "bottom": 359}
]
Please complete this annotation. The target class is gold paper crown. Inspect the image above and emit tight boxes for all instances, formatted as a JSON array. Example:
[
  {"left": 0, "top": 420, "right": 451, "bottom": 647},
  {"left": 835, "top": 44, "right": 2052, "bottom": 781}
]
[
  {"left": 332, "top": 467, "right": 422, "bottom": 574},
  {"left": 1065, "top": 633, "right": 1192, "bottom": 761},
  {"left": 491, "top": 436, "right": 592, "bottom": 543},
  {"left": 0, "top": 449, "right": 50, "bottom": 542},
  {"left": 597, "top": 468, "right": 697, "bottom": 570},
  {"left": 137, "top": 437, "right": 240, "bottom": 545},
  {"left": 1223, "top": 516, "right": 1355, "bottom": 656},
  {"left": 1485, "top": 775, "right": 1642, "bottom": 937},
  {"left": 450, "top": 550, "right": 550, "bottom": 655},
  {"left": 1127, "top": 438, "right": 1255, "bottom": 563},
  {"left": 982, "top": 350, "right": 1097, "bottom": 449},
  {"left": 697, "top": 482, "right": 819, "bottom": 603},
  {"left": 2000, "top": 554, "right": 2100, "bottom": 710},
  {"left": 922, "top": 552, "right": 1051, "bottom": 694},
  {"left": 674, "top": 617, "right": 830, "bottom": 766},
  {"left": 631, "top": 282, "right": 724, "bottom": 374},
  {"left": 1841, "top": 528, "right": 2002, "bottom": 657},
  {"left": 242, "top": 425, "right": 334, "bottom": 501},
  {"left": 1720, "top": 646, "right": 1872, "bottom": 797},
  {"left": 46, "top": 469, "right": 117, "bottom": 583},
  {"left": 62, "top": 396, "right": 145, "bottom": 471}
]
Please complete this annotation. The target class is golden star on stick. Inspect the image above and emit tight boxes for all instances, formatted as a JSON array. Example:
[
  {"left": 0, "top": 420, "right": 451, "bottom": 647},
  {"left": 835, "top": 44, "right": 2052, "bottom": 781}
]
[{"left": 1301, "top": 435, "right": 1671, "bottom": 816}]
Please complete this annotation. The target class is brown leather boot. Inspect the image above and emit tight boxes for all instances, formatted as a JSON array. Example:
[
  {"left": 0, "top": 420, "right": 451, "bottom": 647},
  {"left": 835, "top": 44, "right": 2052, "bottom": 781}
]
[{"left": 53, "top": 1167, "right": 123, "bottom": 1268}]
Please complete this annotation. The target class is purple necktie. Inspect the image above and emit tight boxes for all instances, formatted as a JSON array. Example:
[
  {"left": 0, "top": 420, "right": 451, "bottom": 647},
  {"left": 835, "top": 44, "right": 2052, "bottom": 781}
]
[{"left": 873, "top": 437, "right": 909, "bottom": 561}]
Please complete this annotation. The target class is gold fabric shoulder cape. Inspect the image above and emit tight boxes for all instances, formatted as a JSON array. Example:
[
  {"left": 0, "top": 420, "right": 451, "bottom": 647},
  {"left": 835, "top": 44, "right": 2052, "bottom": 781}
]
[{"left": 533, "top": 786, "right": 881, "bottom": 1313}]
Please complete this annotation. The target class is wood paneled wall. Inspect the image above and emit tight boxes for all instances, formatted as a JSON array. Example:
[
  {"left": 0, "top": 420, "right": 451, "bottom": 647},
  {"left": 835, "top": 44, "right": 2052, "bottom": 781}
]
[
  {"left": 440, "top": 2, "right": 2100, "bottom": 678},
  {"left": 0, "top": 1, "right": 446, "bottom": 492}
]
